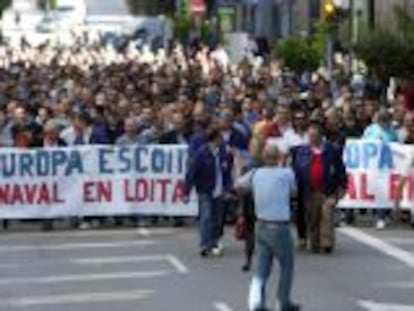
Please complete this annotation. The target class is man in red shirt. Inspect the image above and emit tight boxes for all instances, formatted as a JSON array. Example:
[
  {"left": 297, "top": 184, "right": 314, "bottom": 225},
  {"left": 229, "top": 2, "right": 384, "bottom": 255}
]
[{"left": 293, "top": 122, "right": 347, "bottom": 254}]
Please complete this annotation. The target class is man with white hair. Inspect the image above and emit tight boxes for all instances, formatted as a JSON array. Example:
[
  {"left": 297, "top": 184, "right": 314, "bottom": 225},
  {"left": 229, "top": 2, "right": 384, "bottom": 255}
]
[
  {"left": 43, "top": 120, "right": 66, "bottom": 148},
  {"left": 40, "top": 120, "right": 66, "bottom": 231},
  {"left": 116, "top": 118, "right": 140, "bottom": 146},
  {"left": 236, "top": 145, "right": 300, "bottom": 311}
]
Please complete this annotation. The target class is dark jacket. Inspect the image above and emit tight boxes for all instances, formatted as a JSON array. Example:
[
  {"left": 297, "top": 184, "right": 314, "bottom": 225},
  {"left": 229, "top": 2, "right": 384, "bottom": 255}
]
[
  {"left": 188, "top": 131, "right": 208, "bottom": 159},
  {"left": 90, "top": 125, "right": 111, "bottom": 144},
  {"left": 185, "top": 144, "right": 233, "bottom": 196},
  {"left": 159, "top": 130, "right": 190, "bottom": 145},
  {"left": 292, "top": 142, "right": 347, "bottom": 196},
  {"left": 223, "top": 127, "right": 250, "bottom": 151}
]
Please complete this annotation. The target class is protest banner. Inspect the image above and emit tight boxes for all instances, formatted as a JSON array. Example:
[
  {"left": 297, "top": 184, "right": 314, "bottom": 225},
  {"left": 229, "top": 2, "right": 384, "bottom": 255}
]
[
  {"left": 0, "top": 145, "right": 197, "bottom": 219},
  {"left": 338, "top": 140, "right": 414, "bottom": 209},
  {"left": 0, "top": 141, "right": 413, "bottom": 219}
]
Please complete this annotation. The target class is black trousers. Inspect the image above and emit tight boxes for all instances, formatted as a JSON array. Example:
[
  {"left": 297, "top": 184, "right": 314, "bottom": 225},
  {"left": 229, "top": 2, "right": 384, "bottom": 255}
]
[
  {"left": 295, "top": 192, "right": 307, "bottom": 240},
  {"left": 242, "top": 192, "right": 255, "bottom": 267}
]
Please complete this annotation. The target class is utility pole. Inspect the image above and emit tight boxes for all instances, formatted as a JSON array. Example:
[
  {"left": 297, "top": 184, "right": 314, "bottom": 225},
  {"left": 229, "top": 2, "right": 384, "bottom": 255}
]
[{"left": 321, "top": 0, "right": 336, "bottom": 97}]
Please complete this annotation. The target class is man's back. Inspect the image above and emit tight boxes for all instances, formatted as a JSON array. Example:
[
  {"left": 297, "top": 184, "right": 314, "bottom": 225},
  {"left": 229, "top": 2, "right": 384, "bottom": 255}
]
[{"left": 245, "top": 167, "right": 296, "bottom": 222}]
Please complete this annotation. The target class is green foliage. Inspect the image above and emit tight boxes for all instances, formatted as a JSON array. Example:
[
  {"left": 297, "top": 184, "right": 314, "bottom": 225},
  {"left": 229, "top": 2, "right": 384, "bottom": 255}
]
[
  {"left": 355, "top": 5, "right": 414, "bottom": 82},
  {"left": 394, "top": 5, "right": 414, "bottom": 39},
  {"left": 200, "top": 20, "right": 210, "bottom": 44},
  {"left": 49, "top": 0, "right": 57, "bottom": 10},
  {"left": 126, "top": 0, "right": 176, "bottom": 16},
  {"left": 355, "top": 30, "right": 414, "bottom": 81},
  {"left": 275, "top": 36, "right": 322, "bottom": 74},
  {"left": 0, "top": 0, "right": 11, "bottom": 15},
  {"left": 174, "top": 0, "right": 192, "bottom": 42},
  {"left": 37, "top": 0, "right": 57, "bottom": 11}
]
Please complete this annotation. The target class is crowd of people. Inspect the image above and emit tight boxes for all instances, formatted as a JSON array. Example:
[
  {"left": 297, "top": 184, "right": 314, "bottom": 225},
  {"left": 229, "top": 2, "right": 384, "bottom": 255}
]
[
  {"left": 0, "top": 36, "right": 413, "bottom": 232},
  {"left": 1, "top": 31, "right": 414, "bottom": 311}
]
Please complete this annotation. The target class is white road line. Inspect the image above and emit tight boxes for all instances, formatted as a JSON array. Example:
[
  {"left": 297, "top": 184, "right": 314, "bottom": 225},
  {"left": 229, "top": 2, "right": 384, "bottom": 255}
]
[
  {"left": 0, "top": 240, "right": 158, "bottom": 252},
  {"left": 0, "top": 263, "right": 20, "bottom": 268},
  {"left": 72, "top": 255, "right": 166, "bottom": 265},
  {"left": 4, "top": 290, "right": 154, "bottom": 306},
  {"left": 339, "top": 227, "right": 414, "bottom": 268},
  {"left": 0, "top": 228, "right": 180, "bottom": 239},
  {"left": 73, "top": 254, "right": 190, "bottom": 274},
  {"left": 137, "top": 227, "right": 151, "bottom": 237},
  {"left": 0, "top": 270, "right": 170, "bottom": 285},
  {"left": 165, "top": 255, "right": 190, "bottom": 274},
  {"left": 383, "top": 237, "right": 414, "bottom": 245},
  {"left": 378, "top": 281, "right": 414, "bottom": 289},
  {"left": 213, "top": 302, "right": 234, "bottom": 311},
  {"left": 0, "top": 254, "right": 190, "bottom": 273},
  {"left": 358, "top": 300, "right": 414, "bottom": 311}
]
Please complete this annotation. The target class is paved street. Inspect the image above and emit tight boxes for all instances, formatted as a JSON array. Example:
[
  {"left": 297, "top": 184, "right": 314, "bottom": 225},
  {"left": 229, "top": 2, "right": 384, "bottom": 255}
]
[{"left": 0, "top": 224, "right": 413, "bottom": 311}]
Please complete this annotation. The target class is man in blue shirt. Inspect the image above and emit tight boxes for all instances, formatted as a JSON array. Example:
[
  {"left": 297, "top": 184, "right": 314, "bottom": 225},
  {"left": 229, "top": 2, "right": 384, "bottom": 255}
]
[
  {"left": 236, "top": 145, "right": 300, "bottom": 311},
  {"left": 184, "top": 128, "right": 233, "bottom": 257}
]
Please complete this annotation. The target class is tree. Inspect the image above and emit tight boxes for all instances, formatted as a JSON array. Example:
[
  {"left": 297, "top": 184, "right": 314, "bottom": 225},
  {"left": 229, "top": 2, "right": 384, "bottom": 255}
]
[
  {"left": 356, "top": 30, "right": 414, "bottom": 82},
  {"left": 126, "top": 0, "right": 176, "bottom": 16},
  {"left": 174, "top": 0, "right": 192, "bottom": 42},
  {"left": 0, "top": 0, "right": 11, "bottom": 16},
  {"left": 37, "top": 0, "right": 57, "bottom": 11},
  {"left": 355, "top": 5, "right": 414, "bottom": 82},
  {"left": 275, "top": 36, "right": 322, "bottom": 74}
]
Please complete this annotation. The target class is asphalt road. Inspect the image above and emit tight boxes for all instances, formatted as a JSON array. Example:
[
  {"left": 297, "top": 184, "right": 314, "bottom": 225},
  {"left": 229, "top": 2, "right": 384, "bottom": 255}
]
[{"left": 0, "top": 223, "right": 413, "bottom": 311}]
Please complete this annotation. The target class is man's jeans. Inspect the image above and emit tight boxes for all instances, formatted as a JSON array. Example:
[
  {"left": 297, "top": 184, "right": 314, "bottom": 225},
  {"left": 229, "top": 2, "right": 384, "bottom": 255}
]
[
  {"left": 249, "top": 221, "right": 294, "bottom": 311},
  {"left": 198, "top": 193, "right": 225, "bottom": 250}
]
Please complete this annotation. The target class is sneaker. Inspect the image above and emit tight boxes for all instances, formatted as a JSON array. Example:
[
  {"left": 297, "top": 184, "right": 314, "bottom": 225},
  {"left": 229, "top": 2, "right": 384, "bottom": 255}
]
[
  {"left": 79, "top": 222, "right": 91, "bottom": 230},
  {"left": 376, "top": 219, "right": 386, "bottom": 230},
  {"left": 200, "top": 249, "right": 209, "bottom": 258},
  {"left": 211, "top": 247, "right": 222, "bottom": 257},
  {"left": 241, "top": 263, "right": 251, "bottom": 272},
  {"left": 277, "top": 303, "right": 301, "bottom": 311},
  {"left": 286, "top": 304, "right": 301, "bottom": 311},
  {"left": 323, "top": 247, "right": 333, "bottom": 254}
]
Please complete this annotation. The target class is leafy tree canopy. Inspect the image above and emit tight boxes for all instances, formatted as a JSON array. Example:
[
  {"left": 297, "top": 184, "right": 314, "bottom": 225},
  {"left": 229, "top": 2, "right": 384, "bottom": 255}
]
[
  {"left": 275, "top": 36, "right": 322, "bottom": 74},
  {"left": 0, "top": 0, "right": 11, "bottom": 15},
  {"left": 355, "top": 5, "right": 414, "bottom": 82}
]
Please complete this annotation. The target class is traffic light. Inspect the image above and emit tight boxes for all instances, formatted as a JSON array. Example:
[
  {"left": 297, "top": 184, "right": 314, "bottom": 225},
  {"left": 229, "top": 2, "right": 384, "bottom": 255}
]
[{"left": 322, "top": 0, "right": 337, "bottom": 22}]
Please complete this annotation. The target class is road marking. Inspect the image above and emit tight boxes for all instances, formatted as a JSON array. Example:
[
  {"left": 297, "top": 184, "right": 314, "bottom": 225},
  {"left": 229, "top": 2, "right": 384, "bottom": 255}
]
[
  {"left": 0, "top": 263, "right": 19, "bottom": 268},
  {"left": 379, "top": 281, "right": 414, "bottom": 289},
  {"left": 0, "top": 228, "right": 180, "bottom": 239},
  {"left": 5, "top": 290, "right": 154, "bottom": 306},
  {"left": 0, "top": 270, "right": 170, "bottom": 285},
  {"left": 137, "top": 227, "right": 151, "bottom": 237},
  {"left": 339, "top": 227, "right": 414, "bottom": 268},
  {"left": 213, "top": 302, "right": 234, "bottom": 311},
  {"left": 0, "top": 240, "right": 159, "bottom": 252},
  {"left": 358, "top": 300, "right": 414, "bottom": 311},
  {"left": 166, "top": 255, "right": 190, "bottom": 274},
  {"left": 0, "top": 254, "right": 190, "bottom": 274},
  {"left": 72, "top": 255, "right": 166, "bottom": 265},
  {"left": 73, "top": 254, "right": 189, "bottom": 274},
  {"left": 383, "top": 237, "right": 414, "bottom": 245}
]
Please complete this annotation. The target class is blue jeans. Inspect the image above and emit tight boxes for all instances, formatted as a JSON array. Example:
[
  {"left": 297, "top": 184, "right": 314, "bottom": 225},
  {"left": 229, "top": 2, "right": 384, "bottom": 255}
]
[
  {"left": 375, "top": 209, "right": 387, "bottom": 221},
  {"left": 198, "top": 193, "right": 224, "bottom": 250},
  {"left": 248, "top": 221, "right": 294, "bottom": 311}
]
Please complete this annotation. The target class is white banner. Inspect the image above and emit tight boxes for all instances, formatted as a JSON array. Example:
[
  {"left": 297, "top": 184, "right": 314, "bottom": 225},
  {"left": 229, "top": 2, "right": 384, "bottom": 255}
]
[
  {"left": 0, "top": 145, "right": 197, "bottom": 219},
  {"left": 1, "top": 140, "right": 413, "bottom": 219},
  {"left": 338, "top": 140, "right": 414, "bottom": 209}
]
